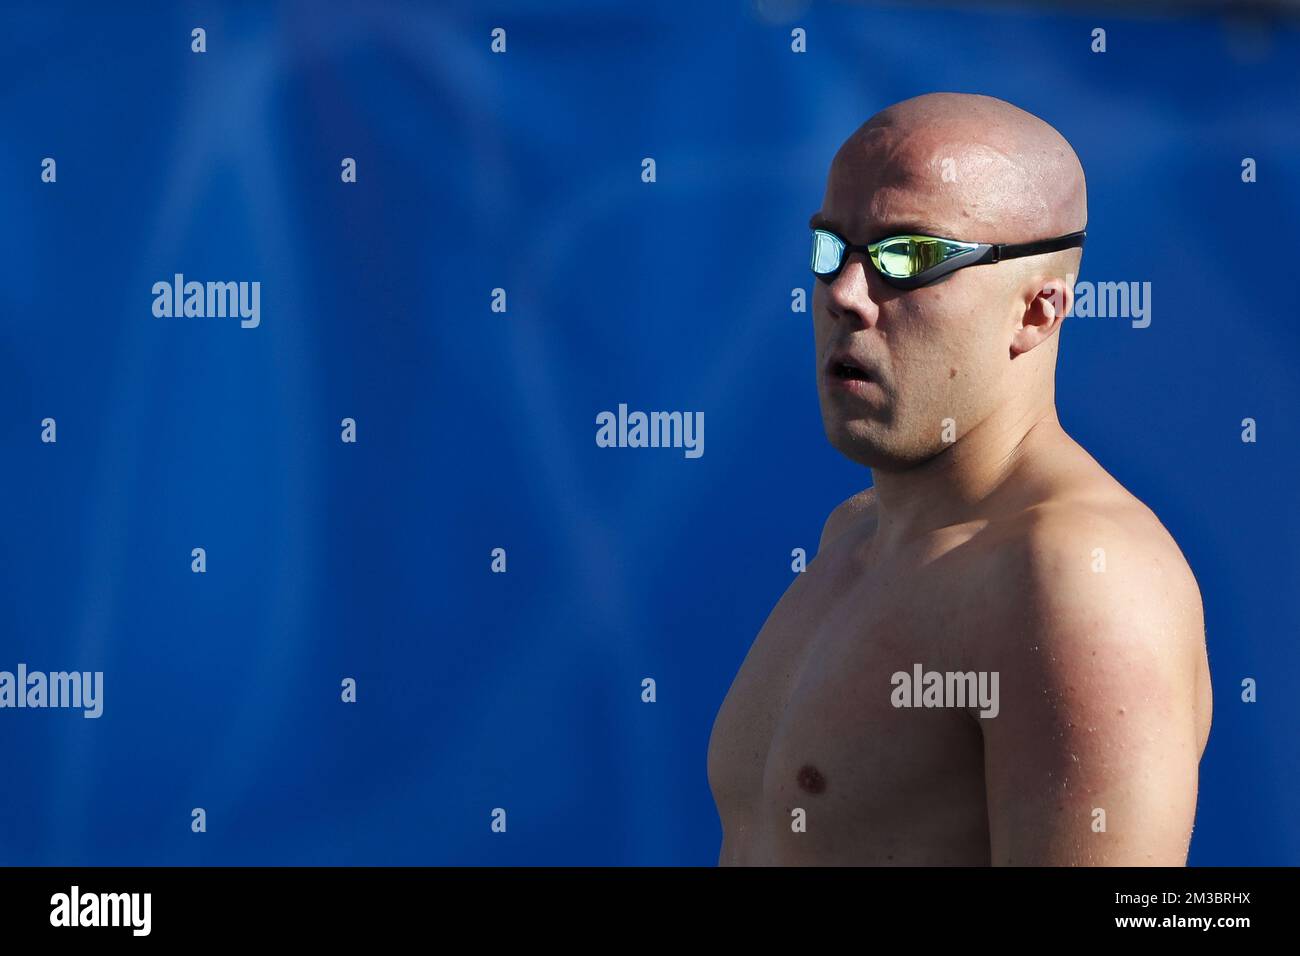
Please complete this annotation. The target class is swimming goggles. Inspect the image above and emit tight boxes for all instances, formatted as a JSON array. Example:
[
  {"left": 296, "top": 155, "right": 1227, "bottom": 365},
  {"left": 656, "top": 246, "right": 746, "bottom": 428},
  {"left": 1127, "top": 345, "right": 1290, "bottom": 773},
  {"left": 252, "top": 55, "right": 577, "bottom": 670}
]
[{"left": 810, "top": 225, "right": 1086, "bottom": 290}]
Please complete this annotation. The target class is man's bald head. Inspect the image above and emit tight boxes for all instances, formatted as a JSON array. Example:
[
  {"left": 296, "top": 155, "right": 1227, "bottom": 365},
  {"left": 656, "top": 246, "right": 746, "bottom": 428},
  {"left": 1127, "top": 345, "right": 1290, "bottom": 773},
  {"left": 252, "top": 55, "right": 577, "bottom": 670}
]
[
  {"left": 811, "top": 93, "right": 1087, "bottom": 471},
  {"left": 830, "top": 92, "right": 1086, "bottom": 247}
]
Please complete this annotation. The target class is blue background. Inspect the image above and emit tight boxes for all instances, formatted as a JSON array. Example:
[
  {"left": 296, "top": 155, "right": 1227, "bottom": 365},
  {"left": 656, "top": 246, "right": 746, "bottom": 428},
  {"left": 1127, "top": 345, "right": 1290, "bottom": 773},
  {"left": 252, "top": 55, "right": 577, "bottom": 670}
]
[{"left": 1, "top": 0, "right": 1297, "bottom": 865}]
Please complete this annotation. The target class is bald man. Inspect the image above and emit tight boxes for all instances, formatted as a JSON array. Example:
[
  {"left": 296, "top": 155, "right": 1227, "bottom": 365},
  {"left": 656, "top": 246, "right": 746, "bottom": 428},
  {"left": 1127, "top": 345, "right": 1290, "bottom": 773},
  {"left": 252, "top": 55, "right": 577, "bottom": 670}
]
[{"left": 707, "top": 93, "right": 1212, "bottom": 866}]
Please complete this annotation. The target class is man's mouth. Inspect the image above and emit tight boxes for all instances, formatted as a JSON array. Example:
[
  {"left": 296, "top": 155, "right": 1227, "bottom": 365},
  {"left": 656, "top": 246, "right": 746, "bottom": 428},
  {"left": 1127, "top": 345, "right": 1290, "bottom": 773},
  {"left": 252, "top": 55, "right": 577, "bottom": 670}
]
[
  {"left": 826, "top": 349, "right": 876, "bottom": 380},
  {"left": 825, "top": 352, "right": 883, "bottom": 399},
  {"left": 830, "top": 359, "right": 871, "bottom": 382}
]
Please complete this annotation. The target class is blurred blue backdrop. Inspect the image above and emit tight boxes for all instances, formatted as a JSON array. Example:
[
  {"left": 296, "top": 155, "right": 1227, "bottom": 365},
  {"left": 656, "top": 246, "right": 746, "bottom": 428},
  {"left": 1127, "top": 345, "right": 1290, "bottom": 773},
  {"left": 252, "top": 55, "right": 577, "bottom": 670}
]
[{"left": 1, "top": 0, "right": 1297, "bottom": 865}]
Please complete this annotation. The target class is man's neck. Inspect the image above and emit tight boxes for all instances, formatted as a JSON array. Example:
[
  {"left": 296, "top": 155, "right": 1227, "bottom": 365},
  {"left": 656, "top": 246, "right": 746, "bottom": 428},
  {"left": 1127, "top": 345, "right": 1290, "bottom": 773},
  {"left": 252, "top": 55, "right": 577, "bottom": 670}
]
[{"left": 869, "top": 402, "right": 1064, "bottom": 551}]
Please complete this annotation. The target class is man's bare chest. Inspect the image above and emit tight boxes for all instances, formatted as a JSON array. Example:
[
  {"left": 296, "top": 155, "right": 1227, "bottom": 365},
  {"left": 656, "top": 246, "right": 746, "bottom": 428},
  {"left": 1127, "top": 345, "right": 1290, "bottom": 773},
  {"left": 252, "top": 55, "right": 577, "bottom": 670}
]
[{"left": 708, "top": 541, "right": 990, "bottom": 859}]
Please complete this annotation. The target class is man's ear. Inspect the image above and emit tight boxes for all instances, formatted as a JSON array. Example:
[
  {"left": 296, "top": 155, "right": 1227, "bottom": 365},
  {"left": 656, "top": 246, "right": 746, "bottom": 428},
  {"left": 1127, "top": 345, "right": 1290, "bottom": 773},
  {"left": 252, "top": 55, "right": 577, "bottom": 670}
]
[{"left": 1010, "top": 275, "right": 1072, "bottom": 357}]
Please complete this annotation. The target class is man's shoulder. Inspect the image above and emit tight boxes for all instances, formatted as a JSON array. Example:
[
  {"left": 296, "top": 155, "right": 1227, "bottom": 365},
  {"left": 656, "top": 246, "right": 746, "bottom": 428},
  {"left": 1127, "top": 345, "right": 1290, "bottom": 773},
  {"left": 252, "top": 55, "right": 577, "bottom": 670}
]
[
  {"left": 994, "top": 485, "right": 1195, "bottom": 588},
  {"left": 974, "top": 485, "right": 1205, "bottom": 659},
  {"left": 818, "top": 486, "right": 878, "bottom": 553}
]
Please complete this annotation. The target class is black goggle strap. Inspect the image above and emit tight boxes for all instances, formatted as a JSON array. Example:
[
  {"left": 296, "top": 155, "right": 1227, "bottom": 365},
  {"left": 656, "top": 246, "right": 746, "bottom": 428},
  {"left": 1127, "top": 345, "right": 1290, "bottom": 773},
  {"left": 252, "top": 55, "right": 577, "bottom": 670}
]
[{"left": 981, "top": 230, "right": 1087, "bottom": 264}]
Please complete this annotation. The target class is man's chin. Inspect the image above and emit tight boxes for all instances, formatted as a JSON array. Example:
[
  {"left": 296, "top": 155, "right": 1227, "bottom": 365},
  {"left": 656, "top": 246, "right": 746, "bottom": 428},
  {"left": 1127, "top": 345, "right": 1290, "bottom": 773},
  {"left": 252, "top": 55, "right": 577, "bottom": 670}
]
[
  {"left": 826, "top": 423, "right": 955, "bottom": 473},
  {"left": 823, "top": 421, "right": 901, "bottom": 470}
]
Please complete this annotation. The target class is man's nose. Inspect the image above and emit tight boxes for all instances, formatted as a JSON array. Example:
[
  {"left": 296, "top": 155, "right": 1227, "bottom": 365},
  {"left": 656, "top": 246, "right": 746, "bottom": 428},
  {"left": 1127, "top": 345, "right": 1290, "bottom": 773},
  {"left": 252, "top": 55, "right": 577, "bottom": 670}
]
[{"left": 822, "top": 252, "right": 883, "bottom": 328}]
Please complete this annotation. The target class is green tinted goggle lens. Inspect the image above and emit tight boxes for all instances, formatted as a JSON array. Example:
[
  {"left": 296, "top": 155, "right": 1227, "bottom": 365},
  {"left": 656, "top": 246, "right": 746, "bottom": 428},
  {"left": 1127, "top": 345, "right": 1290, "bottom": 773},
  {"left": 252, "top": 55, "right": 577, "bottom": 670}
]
[{"left": 875, "top": 236, "right": 968, "bottom": 277}]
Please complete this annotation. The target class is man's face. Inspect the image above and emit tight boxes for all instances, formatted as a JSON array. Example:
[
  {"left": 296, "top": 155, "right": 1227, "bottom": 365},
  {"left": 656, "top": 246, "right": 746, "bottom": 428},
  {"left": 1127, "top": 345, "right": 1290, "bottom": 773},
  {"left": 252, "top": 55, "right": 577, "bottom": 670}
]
[{"left": 812, "top": 128, "right": 1024, "bottom": 471}]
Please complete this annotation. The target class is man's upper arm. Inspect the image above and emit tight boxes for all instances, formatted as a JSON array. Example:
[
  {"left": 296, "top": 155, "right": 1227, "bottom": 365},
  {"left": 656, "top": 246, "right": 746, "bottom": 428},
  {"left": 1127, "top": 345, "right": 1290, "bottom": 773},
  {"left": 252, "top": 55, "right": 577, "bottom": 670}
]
[{"left": 976, "top": 513, "right": 1206, "bottom": 865}]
